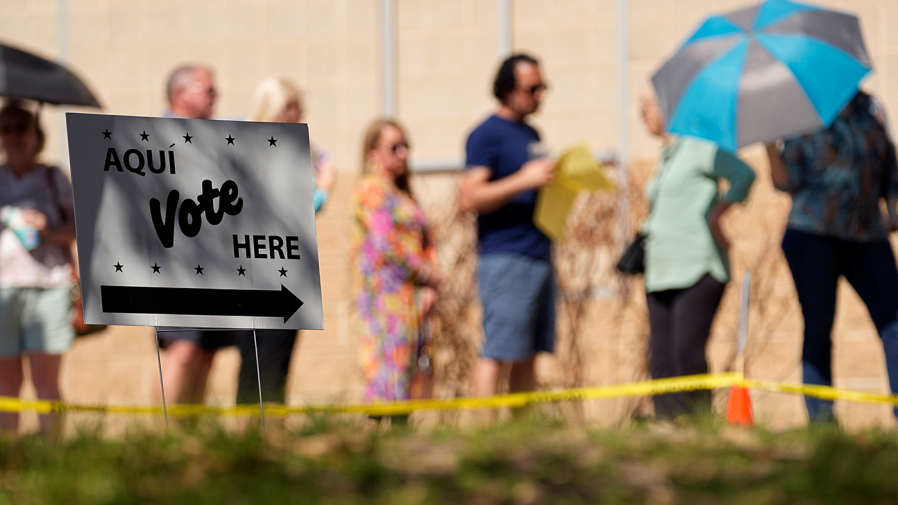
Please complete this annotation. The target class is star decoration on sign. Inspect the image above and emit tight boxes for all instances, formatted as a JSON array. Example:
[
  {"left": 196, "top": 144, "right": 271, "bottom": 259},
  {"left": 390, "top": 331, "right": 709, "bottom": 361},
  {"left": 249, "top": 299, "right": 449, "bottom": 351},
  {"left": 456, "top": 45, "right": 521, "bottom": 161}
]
[
  {"left": 183, "top": 132, "right": 193, "bottom": 143},
  {"left": 236, "top": 266, "right": 246, "bottom": 276},
  {"left": 226, "top": 135, "right": 235, "bottom": 145},
  {"left": 195, "top": 264, "right": 205, "bottom": 275},
  {"left": 114, "top": 262, "right": 123, "bottom": 272},
  {"left": 102, "top": 129, "right": 112, "bottom": 139},
  {"left": 278, "top": 266, "right": 288, "bottom": 277},
  {"left": 140, "top": 131, "right": 150, "bottom": 141},
  {"left": 268, "top": 136, "right": 278, "bottom": 147},
  {"left": 151, "top": 263, "right": 161, "bottom": 274}
]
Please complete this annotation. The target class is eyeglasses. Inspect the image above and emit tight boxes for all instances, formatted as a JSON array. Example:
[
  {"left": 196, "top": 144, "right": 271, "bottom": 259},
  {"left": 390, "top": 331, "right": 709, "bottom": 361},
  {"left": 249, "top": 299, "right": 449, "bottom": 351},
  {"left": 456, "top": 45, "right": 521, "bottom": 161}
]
[
  {"left": 518, "top": 83, "right": 548, "bottom": 96},
  {"left": 189, "top": 82, "right": 217, "bottom": 96},
  {"left": 380, "top": 141, "right": 410, "bottom": 154}
]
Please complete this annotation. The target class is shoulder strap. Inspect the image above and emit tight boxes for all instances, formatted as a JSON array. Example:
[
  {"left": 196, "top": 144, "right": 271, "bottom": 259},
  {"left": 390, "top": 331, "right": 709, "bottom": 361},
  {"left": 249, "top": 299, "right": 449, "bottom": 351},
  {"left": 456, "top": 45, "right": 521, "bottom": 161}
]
[{"left": 44, "top": 166, "right": 65, "bottom": 224}]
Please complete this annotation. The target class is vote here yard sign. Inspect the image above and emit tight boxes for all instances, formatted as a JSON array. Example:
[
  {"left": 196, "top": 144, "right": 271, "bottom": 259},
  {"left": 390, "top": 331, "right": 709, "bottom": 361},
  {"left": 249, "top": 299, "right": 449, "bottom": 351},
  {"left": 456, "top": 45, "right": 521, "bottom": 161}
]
[{"left": 66, "top": 114, "right": 323, "bottom": 330}]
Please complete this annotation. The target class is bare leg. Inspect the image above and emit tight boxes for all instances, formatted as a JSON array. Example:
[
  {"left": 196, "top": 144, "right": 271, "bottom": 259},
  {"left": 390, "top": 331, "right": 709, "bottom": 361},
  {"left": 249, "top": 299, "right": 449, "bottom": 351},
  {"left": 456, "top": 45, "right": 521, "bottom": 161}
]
[
  {"left": 474, "top": 358, "right": 502, "bottom": 397},
  {"left": 29, "top": 353, "right": 63, "bottom": 437},
  {"left": 509, "top": 357, "right": 535, "bottom": 393},
  {"left": 474, "top": 358, "right": 502, "bottom": 425},
  {"left": 159, "top": 340, "right": 203, "bottom": 404},
  {"left": 509, "top": 357, "right": 536, "bottom": 418},
  {"left": 0, "top": 357, "right": 23, "bottom": 432},
  {"left": 187, "top": 349, "right": 215, "bottom": 405}
]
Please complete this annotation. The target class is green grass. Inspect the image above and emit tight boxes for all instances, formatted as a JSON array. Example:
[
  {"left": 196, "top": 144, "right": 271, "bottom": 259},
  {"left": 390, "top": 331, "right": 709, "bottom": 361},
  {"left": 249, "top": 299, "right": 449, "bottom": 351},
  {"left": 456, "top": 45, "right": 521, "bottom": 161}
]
[{"left": 1, "top": 416, "right": 897, "bottom": 504}]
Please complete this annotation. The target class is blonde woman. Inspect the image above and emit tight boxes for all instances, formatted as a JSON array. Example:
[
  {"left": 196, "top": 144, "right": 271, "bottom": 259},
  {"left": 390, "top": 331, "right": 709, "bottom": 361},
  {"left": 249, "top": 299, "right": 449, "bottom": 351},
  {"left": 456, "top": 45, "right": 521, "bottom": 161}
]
[
  {"left": 352, "top": 119, "right": 441, "bottom": 409},
  {"left": 248, "top": 76, "right": 336, "bottom": 210},
  {"left": 234, "top": 76, "right": 336, "bottom": 405}
]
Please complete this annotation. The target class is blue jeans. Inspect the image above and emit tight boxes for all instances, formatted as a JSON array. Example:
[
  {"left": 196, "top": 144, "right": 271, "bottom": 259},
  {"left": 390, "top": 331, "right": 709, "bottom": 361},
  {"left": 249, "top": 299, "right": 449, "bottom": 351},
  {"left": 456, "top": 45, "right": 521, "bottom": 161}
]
[{"left": 782, "top": 228, "right": 898, "bottom": 422}]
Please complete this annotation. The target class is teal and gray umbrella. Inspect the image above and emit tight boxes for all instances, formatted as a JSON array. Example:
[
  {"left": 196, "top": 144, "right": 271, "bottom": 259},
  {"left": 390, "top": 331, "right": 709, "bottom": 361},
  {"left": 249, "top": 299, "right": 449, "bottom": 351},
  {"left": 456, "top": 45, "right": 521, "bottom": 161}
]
[{"left": 652, "top": 0, "right": 871, "bottom": 151}]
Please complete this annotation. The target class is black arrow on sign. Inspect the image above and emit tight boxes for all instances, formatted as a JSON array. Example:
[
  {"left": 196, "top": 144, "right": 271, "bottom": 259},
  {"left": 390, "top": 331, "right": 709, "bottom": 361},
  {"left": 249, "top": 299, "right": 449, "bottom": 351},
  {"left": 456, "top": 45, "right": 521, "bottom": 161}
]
[{"left": 100, "top": 284, "right": 303, "bottom": 323}]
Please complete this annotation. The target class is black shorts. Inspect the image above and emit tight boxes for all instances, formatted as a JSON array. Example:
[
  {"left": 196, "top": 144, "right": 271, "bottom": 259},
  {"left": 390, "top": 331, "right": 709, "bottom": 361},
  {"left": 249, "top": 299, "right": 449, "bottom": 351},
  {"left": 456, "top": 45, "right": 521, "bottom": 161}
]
[{"left": 155, "top": 327, "right": 243, "bottom": 350}]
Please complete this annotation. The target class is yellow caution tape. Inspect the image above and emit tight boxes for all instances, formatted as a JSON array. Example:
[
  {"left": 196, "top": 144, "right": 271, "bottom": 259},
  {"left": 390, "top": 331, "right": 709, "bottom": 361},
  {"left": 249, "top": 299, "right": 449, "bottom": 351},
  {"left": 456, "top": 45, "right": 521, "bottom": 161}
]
[
  {"left": 1, "top": 373, "right": 896, "bottom": 418},
  {"left": 0, "top": 373, "right": 741, "bottom": 417},
  {"left": 743, "top": 378, "right": 898, "bottom": 406}
]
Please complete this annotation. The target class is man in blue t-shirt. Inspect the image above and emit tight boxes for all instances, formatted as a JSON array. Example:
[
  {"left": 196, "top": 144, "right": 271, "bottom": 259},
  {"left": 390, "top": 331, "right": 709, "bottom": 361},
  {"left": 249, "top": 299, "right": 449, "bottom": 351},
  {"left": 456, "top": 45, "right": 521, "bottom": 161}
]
[{"left": 459, "top": 53, "right": 556, "bottom": 406}]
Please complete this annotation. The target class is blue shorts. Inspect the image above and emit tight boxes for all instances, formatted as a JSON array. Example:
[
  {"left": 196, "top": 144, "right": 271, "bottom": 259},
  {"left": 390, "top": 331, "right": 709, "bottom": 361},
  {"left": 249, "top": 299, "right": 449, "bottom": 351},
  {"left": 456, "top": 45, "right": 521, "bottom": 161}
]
[{"left": 477, "top": 253, "right": 556, "bottom": 361}]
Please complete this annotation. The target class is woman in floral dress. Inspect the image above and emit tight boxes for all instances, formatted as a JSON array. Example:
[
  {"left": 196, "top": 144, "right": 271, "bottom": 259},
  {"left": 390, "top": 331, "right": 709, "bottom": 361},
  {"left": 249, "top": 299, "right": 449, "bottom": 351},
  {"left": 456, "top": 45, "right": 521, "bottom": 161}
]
[{"left": 352, "top": 118, "right": 442, "bottom": 403}]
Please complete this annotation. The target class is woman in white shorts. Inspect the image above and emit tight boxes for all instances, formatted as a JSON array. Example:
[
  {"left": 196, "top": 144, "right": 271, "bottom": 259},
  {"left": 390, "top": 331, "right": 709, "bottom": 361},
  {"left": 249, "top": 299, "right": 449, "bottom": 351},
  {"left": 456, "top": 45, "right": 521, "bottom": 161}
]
[{"left": 0, "top": 102, "right": 76, "bottom": 435}]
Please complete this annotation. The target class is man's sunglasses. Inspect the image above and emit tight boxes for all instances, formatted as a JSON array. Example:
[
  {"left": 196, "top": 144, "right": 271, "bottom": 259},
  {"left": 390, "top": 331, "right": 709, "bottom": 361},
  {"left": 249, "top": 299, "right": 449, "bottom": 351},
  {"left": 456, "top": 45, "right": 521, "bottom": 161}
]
[{"left": 519, "top": 83, "right": 548, "bottom": 96}]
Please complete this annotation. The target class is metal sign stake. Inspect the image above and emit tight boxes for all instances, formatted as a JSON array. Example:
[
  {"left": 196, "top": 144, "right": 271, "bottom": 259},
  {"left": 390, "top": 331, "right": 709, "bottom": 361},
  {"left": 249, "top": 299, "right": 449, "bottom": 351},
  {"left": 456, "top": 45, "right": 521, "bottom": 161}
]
[
  {"left": 737, "top": 270, "right": 751, "bottom": 376},
  {"left": 154, "top": 328, "right": 169, "bottom": 429},
  {"left": 253, "top": 329, "right": 265, "bottom": 430}
]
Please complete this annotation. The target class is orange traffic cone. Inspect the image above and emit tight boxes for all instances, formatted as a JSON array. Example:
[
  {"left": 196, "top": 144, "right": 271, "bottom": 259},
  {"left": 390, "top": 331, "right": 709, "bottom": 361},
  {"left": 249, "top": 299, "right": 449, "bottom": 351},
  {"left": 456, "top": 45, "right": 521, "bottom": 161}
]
[{"left": 726, "top": 385, "right": 754, "bottom": 426}]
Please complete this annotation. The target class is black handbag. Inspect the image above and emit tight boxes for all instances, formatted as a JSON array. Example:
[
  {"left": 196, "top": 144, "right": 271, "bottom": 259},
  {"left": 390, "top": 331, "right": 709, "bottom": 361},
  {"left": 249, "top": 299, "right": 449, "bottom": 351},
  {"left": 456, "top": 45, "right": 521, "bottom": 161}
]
[{"left": 616, "top": 232, "right": 646, "bottom": 275}]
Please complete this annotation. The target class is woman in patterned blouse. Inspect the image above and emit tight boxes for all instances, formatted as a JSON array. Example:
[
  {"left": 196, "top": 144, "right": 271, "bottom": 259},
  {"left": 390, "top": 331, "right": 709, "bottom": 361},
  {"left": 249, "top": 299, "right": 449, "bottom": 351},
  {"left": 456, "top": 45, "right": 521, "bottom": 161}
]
[
  {"left": 351, "top": 119, "right": 442, "bottom": 411},
  {"left": 766, "top": 91, "right": 898, "bottom": 424}
]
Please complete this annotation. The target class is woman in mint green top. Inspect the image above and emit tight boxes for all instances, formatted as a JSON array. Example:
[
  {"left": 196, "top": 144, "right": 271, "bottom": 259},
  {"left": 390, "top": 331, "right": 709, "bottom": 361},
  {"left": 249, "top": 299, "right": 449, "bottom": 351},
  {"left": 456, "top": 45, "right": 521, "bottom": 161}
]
[
  {"left": 641, "top": 97, "right": 755, "bottom": 418},
  {"left": 644, "top": 137, "right": 756, "bottom": 291}
]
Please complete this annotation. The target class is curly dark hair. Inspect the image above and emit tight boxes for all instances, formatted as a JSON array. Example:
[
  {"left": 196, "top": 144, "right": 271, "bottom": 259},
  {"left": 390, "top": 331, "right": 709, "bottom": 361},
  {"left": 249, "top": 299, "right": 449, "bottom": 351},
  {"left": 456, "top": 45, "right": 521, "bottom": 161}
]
[{"left": 493, "top": 53, "right": 539, "bottom": 103}]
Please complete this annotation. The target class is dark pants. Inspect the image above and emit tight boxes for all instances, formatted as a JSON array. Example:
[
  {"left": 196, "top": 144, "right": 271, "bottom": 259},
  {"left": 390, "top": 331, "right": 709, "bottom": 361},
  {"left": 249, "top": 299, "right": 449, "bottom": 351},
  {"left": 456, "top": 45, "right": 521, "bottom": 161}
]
[
  {"left": 782, "top": 228, "right": 898, "bottom": 421},
  {"left": 236, "top": 330, "right": 298, "bottom": 404},
  {"left": 647, "top": 273, "right": 726, "bottom": 419}
]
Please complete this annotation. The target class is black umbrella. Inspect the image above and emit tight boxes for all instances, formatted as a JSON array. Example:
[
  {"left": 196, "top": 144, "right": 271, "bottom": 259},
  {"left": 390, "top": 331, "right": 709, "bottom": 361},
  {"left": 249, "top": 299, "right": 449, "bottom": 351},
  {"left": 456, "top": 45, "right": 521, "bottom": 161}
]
[{"left": 0, "top": 41, "right": 101, "bottom": 108}]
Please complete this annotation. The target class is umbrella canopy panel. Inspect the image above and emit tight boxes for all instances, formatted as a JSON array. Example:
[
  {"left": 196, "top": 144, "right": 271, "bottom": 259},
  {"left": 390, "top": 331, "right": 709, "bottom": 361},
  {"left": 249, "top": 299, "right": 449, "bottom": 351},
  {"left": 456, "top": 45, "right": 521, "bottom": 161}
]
[
  {"left": 0, "top": 43, "right": 101, "bottom": 108},
  {"left": 652, "top": 0, "right": 871, "bottom": 151}
]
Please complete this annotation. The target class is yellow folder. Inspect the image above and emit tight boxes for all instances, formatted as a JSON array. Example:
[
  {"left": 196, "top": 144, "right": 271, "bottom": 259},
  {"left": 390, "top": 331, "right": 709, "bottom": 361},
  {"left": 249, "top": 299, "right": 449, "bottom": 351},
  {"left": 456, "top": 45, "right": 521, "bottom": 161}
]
[{"left": 534, "top": 144, "right": 615, "bottom": 241}]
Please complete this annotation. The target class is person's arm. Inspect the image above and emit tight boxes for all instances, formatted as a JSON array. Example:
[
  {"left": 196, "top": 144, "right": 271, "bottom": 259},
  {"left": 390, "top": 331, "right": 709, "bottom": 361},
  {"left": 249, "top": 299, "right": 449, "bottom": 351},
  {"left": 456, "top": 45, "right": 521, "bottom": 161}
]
[
  {"left": 419, "top": 285, "right": 439, "bottom": 316},
  {"left": 39, "top": 167, "right": 77, "bottom": 247},
  {"left": 312, "top": 187, "right": 328, "bottom": 213},
  {"left": 312, "top": 155, "right": 337, "bottom": 214},
  {"left": 419, "top": 232, "right": 441, "bottom": 316},
  {"left": 867, "top": 96, "right": 898, "bottom": 230},
  {"left": 884, "top": 141, "right": 898, "bottom": 231},
  {"left": 22, "top": 207, "right": 76, "bottom": 248},
  {"left": 416, "top": 233, "right": 443, "bottom": 291},
  {"left": 315, "top": 156, "right": 336, "bottom": 195},
  {"left": 354, "top": 179, "right": 442, "bottom": 289},
  {"left": 889, "top": 194, "right": 898, "bottom": 232},
  {"left": 458, "top": 158, "right": 555, "bottom": 214},
  {"left": 765, "top": 143, "right": 791, "bottom": 189},
  {"left": 707, "top": 149, "right": 757, "bottom": 249},
  {"left": 707, "top": 201, "right": 733, "bottom": 250},
  {"left": 712, "top": 150, "right": 756, "bottom": 204},
  {"left": 766, "top": 138, "right": 808, "bottom": 193}
]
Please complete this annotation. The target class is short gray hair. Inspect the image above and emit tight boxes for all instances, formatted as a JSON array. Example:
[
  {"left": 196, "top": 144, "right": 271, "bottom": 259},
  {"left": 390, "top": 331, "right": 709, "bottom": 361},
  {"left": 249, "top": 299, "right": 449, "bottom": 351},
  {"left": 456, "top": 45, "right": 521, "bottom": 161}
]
[{"left": 166, "top": 65, "right": 210, "bottom": 102}]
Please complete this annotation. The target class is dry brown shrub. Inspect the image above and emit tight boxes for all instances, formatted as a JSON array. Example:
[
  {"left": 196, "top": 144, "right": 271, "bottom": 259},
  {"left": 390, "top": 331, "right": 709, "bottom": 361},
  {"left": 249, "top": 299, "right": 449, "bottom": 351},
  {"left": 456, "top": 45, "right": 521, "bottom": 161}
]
[
  {"left": 558, "top": 161, "right": 655, "bottom": 421},
  {"left": 419, "top": 155, "right": 801, "bottom": 424},
  {"left": 421, "top": 162, "right": 657, "bottom": 422},
  {"left": 426, "top": 200, "right": 481, "bottom": 400},
  {"left": 710, "top": 162, "right": 799, "bottom": 381}
]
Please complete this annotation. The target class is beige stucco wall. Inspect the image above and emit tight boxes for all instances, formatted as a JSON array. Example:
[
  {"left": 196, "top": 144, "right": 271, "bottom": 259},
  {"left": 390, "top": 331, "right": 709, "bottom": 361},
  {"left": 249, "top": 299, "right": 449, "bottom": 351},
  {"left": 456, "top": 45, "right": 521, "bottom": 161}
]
[
  {"left": 2, "top": 0, "right": 898, "bottom": 431},
  {"left": 5, "top": 0, "right": 898, "bottom": 167}
]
